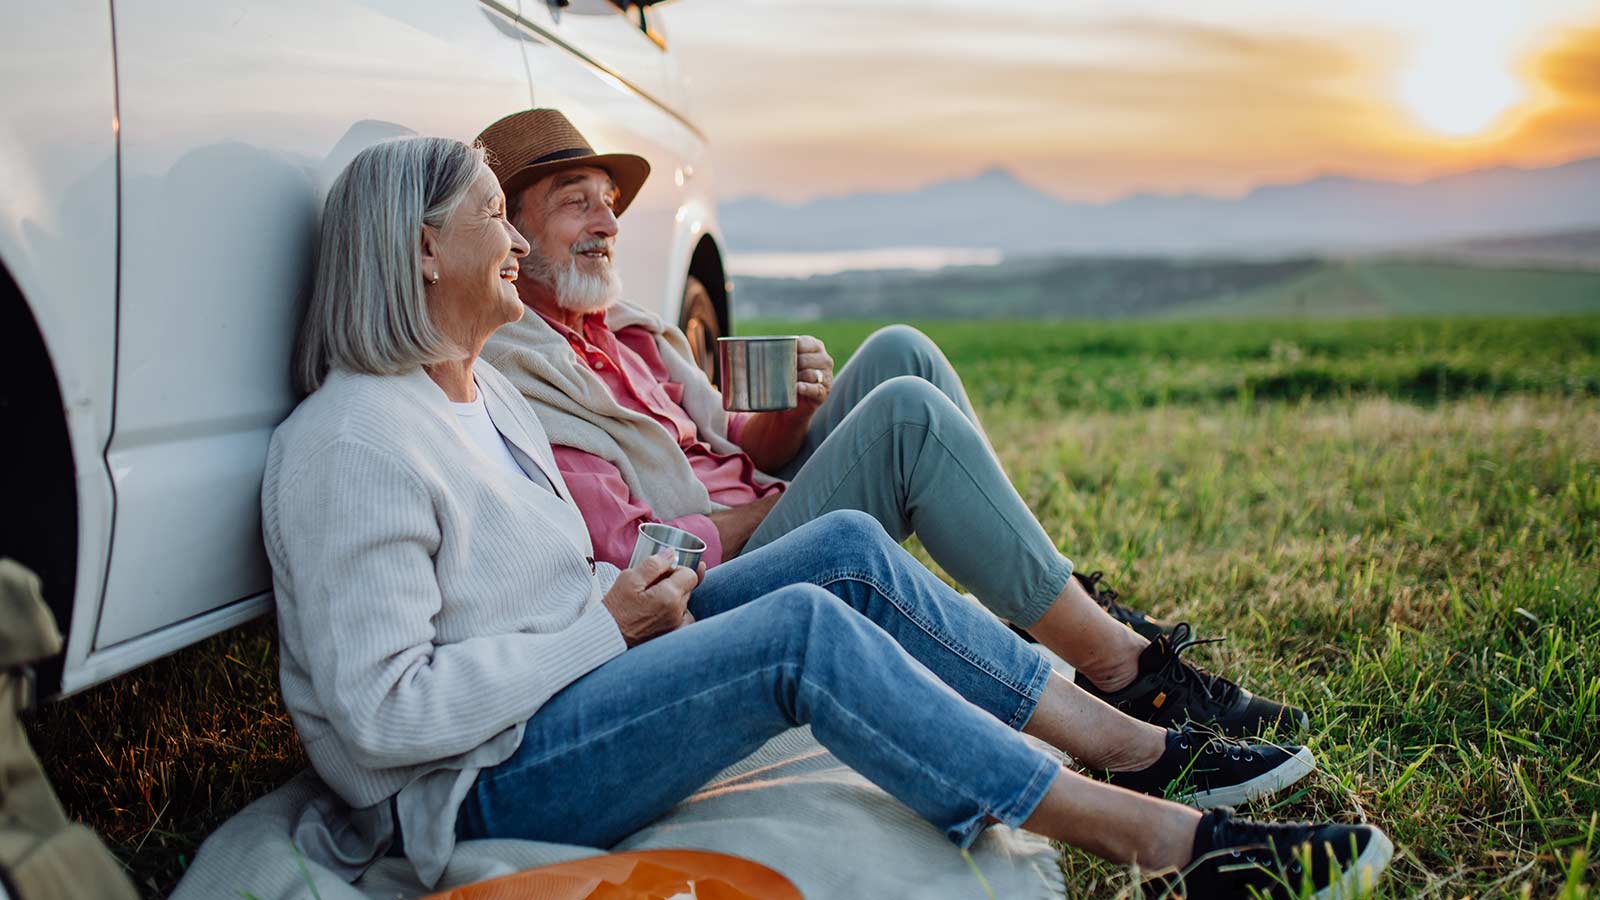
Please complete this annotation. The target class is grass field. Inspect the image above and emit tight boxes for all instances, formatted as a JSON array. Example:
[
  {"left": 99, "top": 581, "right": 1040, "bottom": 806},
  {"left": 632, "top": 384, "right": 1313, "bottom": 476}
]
[
  {"left": 1172, "top": 263, "right": 1600, "bottom": 319},
  {"left": 733, "top": 257, "right": 1600, "bottom": 322},
  {"left": 26, "top": 316, "right": 1600, "bottom": 897}
]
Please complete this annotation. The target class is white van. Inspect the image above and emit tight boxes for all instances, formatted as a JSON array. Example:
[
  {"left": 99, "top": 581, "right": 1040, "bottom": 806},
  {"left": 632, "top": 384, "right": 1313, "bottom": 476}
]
[{"left": 2, "top": 0, "right": 730, "bottom": 698}]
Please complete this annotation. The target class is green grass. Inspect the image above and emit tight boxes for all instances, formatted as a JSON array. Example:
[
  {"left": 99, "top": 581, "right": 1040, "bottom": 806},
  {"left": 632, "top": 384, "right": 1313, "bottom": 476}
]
[
  {"left": 26, "top": 316, "right": 1600, "bottom": 897},
  {"left": 1171, "top": 262, "right": 1600, "bottom": 319},
  {"left": 1010, "top": 396, "right": 1600, "bottom": 898},
  {"left": 759, "top": 315, "right": 1600, "bottom": 896},
  {"left": 733, "top": 257, "right": 1600, "bottom": 321},
  {"left": 748, "top": 315, "right": 1600, "bottom": 412}
]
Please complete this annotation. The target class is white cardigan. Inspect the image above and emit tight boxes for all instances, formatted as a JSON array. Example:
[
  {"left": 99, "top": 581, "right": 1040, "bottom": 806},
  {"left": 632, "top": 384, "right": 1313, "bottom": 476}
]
[{"left": 260, "top": 360, "right": 626, "bottom": 887}]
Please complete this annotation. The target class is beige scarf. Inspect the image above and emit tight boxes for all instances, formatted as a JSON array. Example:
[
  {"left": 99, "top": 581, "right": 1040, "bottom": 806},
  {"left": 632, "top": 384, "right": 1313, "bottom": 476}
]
[{"left": 482, "top": 302, "right": 780, "bottom": 521}]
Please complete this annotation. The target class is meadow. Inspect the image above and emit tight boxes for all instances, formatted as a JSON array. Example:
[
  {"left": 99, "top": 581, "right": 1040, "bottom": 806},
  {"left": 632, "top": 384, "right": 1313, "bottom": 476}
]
[
  {"left": 26, "top": 315, "right": 1600, "bottom": 897},
  {"left": 733, "top": 258, "right": 1600, "bottom": 322}
]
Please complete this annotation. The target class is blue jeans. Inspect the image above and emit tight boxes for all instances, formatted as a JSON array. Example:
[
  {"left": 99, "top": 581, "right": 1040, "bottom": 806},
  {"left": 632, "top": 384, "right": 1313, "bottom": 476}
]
[
  {"left": 455, "top": 510, "right": 1059, "bottom": 851},
  {"left": 747, "top": 325, "right": 1074, "bottom": 627}
]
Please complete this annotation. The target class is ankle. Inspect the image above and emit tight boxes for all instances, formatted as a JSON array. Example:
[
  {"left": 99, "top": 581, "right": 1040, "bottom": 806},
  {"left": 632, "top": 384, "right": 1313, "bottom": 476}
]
[
  {"left": 1082, "top": 660, "right": 1136, "bottom": 693},
  {"left": 1097, "top": 725, "right": 1168, "bottom": 773},
  {"left": 1080, "top": 633, "right": 1148, "bottom": 693},
  {"left": 1143, "top": 806, "right": 1203, "bottom": 871}
]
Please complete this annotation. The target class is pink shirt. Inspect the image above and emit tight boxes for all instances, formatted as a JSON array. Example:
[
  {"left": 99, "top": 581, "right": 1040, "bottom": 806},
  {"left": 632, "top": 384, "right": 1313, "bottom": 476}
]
[{"left": 540, "top": 310, "right": 783, "bottom": 570}]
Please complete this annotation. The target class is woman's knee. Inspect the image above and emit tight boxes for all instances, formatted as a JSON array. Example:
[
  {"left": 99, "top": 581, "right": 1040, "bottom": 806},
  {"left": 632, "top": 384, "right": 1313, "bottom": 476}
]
[
  {"left": 759, "top": 583, "right": 852, "bottom": 632},
  {"left": 747, "top": 584, "right": 863, "bottom": 666},
  {"left": 810, "top": 509, "right": 894, "bottom": 550}
]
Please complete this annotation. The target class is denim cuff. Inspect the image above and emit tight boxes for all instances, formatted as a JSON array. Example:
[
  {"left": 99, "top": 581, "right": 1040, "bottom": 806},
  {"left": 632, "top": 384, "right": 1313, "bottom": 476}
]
[
  {"left": 1012, "top": 554, "right": 1074, "bottom": 629},
  {"left": 1003, "top": 648, "right": 1055, "bottom": 731},
  {"left": 947, "top": 750, "right": 1061, "bottom": 850}
]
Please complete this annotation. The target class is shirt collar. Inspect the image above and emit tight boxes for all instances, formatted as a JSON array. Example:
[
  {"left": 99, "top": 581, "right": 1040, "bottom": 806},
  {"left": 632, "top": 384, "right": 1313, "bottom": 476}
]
[{"left": 534, "top": 307, "right": 610, "bottom": 349}]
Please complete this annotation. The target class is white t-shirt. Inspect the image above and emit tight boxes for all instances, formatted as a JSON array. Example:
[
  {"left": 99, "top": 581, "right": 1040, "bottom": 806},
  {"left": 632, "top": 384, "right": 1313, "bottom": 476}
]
[{"left": 451, "top": 387, "right": 556, "bottom": 494}]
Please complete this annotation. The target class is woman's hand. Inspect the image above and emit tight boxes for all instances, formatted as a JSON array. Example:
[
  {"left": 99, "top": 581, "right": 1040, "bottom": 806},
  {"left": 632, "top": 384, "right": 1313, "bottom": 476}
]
[{"left": 602, "top": 551, "right": 705, "bottom": 647}]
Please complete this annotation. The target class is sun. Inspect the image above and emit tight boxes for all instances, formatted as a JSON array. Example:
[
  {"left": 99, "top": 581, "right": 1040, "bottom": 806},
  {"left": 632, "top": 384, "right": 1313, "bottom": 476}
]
[{"left": 1398, "top": 41, "right": 1523, "bottom": 138}]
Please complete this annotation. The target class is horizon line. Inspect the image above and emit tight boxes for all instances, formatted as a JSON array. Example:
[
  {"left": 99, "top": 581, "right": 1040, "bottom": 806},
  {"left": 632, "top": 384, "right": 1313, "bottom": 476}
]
[{"left": 719, "top": 148, "right": 1600, "bottom": 208}]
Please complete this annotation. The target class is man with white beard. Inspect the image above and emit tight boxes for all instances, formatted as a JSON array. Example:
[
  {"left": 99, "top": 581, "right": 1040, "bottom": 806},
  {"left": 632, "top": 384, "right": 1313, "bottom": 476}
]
[{"left": 479, "top": 109, "right": 1308, "bottom": 740}]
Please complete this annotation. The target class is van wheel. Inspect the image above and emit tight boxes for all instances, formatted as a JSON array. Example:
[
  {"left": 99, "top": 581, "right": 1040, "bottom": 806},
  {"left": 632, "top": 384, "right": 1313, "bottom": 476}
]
[{"left": 679, "top": 275, "right": 722, "bottom": 387}]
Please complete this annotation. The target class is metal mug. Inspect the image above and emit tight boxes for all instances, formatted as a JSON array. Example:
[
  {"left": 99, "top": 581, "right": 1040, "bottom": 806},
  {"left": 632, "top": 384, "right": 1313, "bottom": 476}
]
[
  {"left": 717, "top": 336, "right": 799, "bottom": 412},
  {"left": 628, "top": 522, "right": 707, "bottom": 571}
]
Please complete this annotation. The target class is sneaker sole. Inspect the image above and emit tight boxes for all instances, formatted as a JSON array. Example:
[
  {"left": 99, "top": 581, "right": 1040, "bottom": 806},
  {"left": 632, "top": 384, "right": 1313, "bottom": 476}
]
[
  {"left": 1179, "top": 746, "right": 1316, "bottom": 808},
  {"left": 1314, "top": 827, "right": 1394, "bottom": 900}
]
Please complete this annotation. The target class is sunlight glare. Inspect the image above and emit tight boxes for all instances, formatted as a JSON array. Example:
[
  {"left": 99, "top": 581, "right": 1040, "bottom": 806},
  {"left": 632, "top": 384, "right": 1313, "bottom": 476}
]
[{"left": 1398, "top": 25, "right": 1524, "bottom": 138}]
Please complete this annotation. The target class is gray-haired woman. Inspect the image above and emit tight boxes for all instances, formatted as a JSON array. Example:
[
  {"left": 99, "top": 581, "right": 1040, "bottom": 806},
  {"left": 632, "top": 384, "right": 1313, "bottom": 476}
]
[{"left": 262, "top": 136, "right": 1392, "bottom": 898}]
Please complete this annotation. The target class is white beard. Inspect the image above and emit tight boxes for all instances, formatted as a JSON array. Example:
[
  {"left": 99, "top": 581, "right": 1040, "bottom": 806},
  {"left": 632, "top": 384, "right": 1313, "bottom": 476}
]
[{"left": 528, "top": 248, "right": 623, "bottom": 314}]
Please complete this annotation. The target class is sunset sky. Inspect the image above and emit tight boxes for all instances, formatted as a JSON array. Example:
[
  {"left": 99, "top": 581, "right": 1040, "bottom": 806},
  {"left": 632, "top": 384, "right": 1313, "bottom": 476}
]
[{"left": 657, "top": 0, "right": 1600, "bottom": 203}]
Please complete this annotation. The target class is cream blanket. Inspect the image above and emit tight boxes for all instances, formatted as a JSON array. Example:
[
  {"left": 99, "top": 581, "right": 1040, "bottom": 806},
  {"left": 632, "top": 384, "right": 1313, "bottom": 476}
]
[
  {"left": 481, "top": 303, "right": 780, "bottom": 522},
  {"left": 169, "top": 727, "right": 1066, "bottom": 900}
]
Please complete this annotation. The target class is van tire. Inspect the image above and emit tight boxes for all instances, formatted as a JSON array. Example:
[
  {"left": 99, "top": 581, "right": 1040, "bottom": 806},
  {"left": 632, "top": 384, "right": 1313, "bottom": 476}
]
[
  {"left": 679, "top": 275, "right": 722, "bottom": 387},
  {"left": 0, "top": 286, "right": 78, "bottom": 699}
]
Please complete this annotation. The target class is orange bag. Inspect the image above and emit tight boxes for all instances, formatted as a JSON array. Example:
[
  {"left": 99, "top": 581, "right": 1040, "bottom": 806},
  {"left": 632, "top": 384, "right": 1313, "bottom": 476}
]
[{"left": 419, "top": 849, "right": 803, "bottom": 900}]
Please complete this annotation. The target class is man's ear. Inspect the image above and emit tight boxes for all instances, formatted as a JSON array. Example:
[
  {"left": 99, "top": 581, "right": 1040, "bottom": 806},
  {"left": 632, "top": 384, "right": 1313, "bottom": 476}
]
[{"left": 419, "top": 224, "right": 441, "bottom": 281}]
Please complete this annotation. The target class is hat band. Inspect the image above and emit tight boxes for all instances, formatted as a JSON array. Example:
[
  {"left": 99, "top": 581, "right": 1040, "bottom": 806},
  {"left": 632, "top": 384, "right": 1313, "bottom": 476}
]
[{"left": 530, "top": 147, "right": 596, "bottom": 165}]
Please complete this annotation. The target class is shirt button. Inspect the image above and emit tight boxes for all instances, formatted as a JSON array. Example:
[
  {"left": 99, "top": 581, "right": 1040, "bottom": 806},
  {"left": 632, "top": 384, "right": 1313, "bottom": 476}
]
[{"left": 592, "top": 361, "right": 605, "bottom": 371}]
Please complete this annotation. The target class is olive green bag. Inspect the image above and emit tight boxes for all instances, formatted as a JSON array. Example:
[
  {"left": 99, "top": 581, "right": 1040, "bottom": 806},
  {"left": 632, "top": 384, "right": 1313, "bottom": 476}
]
[{"left": 0, "top": 559, "right": 138, "bottom": 900}]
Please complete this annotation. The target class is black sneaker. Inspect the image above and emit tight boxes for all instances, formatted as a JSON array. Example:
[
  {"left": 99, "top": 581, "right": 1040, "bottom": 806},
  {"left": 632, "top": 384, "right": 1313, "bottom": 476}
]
[
  {"left": 1149, "top": 806, "right": 1393, "bottom": 899},
  {"left": 1098, "top": 726, "right": 1315, "bottom": 809},
  {"left": 1076, "top": 623, "right": 1310, "bottom": 737},
  {"left": 1075, "top": 570, "right": 1177, "bottom": 641}
]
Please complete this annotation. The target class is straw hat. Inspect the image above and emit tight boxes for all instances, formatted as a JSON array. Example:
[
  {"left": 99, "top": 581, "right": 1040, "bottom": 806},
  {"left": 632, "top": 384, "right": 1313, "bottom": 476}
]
[{"left": 476, "top": 108, "right": 651, "bottom": 216}]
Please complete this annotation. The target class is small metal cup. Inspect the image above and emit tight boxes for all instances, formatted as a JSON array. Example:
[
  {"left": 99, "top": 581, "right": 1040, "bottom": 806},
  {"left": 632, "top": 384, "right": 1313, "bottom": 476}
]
[
  {"left": 628, "top": 522, "right": 707, "bottom": 571},
  {"left": 718, "top": 336, "right": 799, "bottom": 411}
]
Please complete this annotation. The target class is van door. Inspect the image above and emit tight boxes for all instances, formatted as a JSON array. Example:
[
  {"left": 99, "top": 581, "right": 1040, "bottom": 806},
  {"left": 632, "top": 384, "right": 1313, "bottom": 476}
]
[
  {"left": 95, "top": 0, "right": 538, "bottom": 648},
  {"left": 508, "top": 0, "right": 706, "bottom": 320}
]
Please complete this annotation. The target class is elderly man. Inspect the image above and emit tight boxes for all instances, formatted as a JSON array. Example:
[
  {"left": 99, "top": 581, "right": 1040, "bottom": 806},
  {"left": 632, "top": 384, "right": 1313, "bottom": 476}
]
[{"left": 479, "top": 109, "right": 1306, "bottom": 738}]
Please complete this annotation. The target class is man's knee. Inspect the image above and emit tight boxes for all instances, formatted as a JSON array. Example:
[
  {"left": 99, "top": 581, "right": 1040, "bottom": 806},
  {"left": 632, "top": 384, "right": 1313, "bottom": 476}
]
[
  {"left": 857, "top": 324, "right": 942, "bottom": 378},
  {"left": 861, "top": 375, "right": 960, "bottom": 426}
]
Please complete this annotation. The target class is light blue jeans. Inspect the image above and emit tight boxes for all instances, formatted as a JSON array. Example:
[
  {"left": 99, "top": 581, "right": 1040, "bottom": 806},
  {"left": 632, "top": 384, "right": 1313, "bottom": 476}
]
[
  {"left": 745, "top": 325, "right": 1074, "bottom": 627},
  {"left": 454, "top": 510, "right": 1060, "bottom": 851}
]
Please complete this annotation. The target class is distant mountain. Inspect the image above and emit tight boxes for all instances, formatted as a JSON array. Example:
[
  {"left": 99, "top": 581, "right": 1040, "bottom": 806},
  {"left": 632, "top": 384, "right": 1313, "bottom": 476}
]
[{"left": 721, "top": 158, "right": 1600, "bottom": 257}]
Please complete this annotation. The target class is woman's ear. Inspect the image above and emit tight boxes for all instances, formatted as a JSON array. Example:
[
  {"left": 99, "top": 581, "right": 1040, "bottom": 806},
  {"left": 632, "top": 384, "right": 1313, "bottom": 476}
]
[{"left": 419, "top": 225, "right": 441, "bottom": 284}]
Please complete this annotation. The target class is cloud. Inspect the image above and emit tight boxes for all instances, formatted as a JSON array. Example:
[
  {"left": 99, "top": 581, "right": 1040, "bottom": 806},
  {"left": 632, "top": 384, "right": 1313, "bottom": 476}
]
[
  {"left": 1532, "top": 24, "right": 1600, "bottom": 101},
  {"left": 662, "top": 4, "right": 1600, "bottom": 201},
  {"left": 674, "top": 13, "right": 1389, "bottom": 199},
  {"left": 1487, "top": 23, "right": 1600, "bottom": 164}
]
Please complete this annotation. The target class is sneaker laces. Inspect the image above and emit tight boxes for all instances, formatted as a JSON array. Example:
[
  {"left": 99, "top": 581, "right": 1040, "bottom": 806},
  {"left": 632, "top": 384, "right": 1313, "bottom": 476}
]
[
  {"left": 1199, "top": 811, "right": 1317, "bottom": 873},
  {"left": 1079, "top": 570, "right": 1138, "bottom": 620},
  {"left": 1153, "top": 623, "right": 1244, "bottom": 711},
  {"left": 1187, "top": 731, "right": 1259, "bottom": 763}
]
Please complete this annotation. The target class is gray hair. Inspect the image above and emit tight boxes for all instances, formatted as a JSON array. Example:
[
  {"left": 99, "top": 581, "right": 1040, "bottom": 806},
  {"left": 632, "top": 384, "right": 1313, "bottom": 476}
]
[{"left": 294, "top": 137, "right": 485, "bottom": 393}]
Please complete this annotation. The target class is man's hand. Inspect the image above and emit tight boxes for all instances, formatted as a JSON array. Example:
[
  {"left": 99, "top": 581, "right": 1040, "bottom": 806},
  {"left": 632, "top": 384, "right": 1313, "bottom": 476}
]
[
  {"left": 794, "top": 335, "right": 834, "bottom": 413},
  {"left": 602, "top": 551, "right": 705, "bottom": 647},
  {"left": 735, "top": 336, "right": 833, "bottom": 472},
  {"left": 705, "top": 493, "right": 781, "bottom": 558}
]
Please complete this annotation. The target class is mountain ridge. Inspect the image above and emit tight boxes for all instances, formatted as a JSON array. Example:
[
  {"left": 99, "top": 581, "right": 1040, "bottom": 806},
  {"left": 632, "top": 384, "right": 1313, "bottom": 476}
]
[{"left": 721, "top": 155, "right": 1600, "bottom": 257}]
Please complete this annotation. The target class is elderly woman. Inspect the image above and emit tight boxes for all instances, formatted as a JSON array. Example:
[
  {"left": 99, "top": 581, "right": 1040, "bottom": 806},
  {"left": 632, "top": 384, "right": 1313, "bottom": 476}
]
[{"left": 261, "top": 136, "right": 1391, "bottom": 899}]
